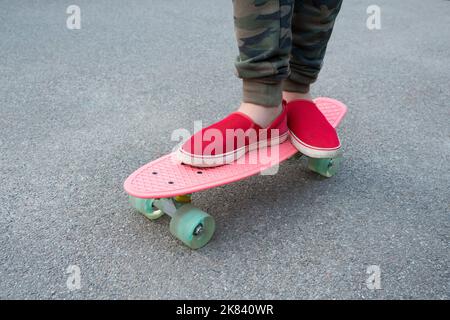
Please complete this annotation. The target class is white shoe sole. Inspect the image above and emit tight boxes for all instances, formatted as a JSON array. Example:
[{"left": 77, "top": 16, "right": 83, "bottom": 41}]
[
  {"left": 177, "top": 132, "right": 289, "bottom": 167},
  {"left": 289, "top": 130, "right": 340, "bottom": 158}
]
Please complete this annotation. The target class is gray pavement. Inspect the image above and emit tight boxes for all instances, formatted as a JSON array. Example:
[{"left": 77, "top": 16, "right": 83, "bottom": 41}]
[{"left": 0, "top": 0, "right": 449, "bottom": 299}]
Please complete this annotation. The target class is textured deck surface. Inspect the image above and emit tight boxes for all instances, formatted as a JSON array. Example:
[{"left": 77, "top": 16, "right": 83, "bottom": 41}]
[{"left": 124, "top": 98, "right": 347, "bottom": 198}]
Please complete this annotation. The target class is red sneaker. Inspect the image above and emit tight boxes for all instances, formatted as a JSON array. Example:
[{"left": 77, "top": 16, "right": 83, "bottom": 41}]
[
  {"left": 177, "top": 104, "right": 288, "bottom": 167},
  {"left": 287, "top": 99, "right": 341, "bottom": 158}
]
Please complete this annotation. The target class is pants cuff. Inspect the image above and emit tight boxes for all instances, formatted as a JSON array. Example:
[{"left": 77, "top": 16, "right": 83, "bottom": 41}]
[
  {"left": 282, "top": 78, "right": 311, "bottom": 94},
  {"left": 243, "top": 80, "right": 282, "bottom": 108}
]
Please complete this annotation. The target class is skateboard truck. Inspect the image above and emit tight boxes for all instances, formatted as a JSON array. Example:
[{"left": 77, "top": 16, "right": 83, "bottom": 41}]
[
  {"left": 153, "top": 198, "right": 177, "bottom": 217},
  {"left": 128, "top": 194, "right": 215, "bottom": 249}
]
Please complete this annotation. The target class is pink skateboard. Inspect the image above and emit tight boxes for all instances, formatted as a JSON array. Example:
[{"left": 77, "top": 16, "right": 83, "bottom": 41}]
[{"left": 124, "top": 97, "right": 347, "bottom": 249}]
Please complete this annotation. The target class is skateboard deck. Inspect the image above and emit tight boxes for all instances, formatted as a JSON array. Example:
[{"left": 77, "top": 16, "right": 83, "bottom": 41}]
[
  {"left": 124, "top": 97, "right": 347, "bottom": 249},
  {"left": 124, "top": 97, "right": 347, "bottom": 199}
]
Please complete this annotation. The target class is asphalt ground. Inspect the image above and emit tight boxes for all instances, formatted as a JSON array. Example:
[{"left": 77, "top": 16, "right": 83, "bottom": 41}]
[{"left": 0, "top": 0, "right": 448, "bottom": 299}]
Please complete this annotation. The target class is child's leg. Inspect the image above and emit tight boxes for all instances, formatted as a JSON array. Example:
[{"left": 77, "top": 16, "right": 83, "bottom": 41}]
[
  {"left": 283, "top": 0, "right": 343, "bottom": 158},
  {"left": 234, "top": 0, "right": 295, "bottom": 127},
  {"left": 283, "top": 0, "right": 343, "bottom": 101},
  {"left": 178, "top": 1, "right": 295, "bottom": 167}
]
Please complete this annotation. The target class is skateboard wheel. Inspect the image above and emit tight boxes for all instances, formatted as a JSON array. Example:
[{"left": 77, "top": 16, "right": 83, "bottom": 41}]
[
  {"left": 169, "top": 204, "right": 215, "bottom": 249},
  {"left": 307, "top": 157, "right": 342, "bottom": 178},
  {"left": 129, "top": 196, "right": 164, "bottom": 220}
]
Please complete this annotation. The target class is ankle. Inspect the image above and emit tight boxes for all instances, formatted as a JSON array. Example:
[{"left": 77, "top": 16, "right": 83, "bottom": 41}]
[
  {"left": 237, "top": 102, "right": 282, "bottom": 128},
  {"left": 282, "top": 91, "right": 313, "bottom": 103}
]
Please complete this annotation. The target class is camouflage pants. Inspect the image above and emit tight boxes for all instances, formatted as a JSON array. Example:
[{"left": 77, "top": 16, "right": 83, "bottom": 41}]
[{"left": 233, "top": 0, "right": 343, "bottom": 107}]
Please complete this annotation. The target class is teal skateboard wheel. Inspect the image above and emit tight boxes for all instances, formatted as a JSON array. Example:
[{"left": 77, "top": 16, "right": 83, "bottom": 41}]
[
  {"left": 129, "top": 196, "right": 164, "bottom": 220},
  {"left": 169, "top": 204, "right": 215, "bottom": 249},
  {"left": 307, "top": 156, "right": 342, "bottom": 178}
]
